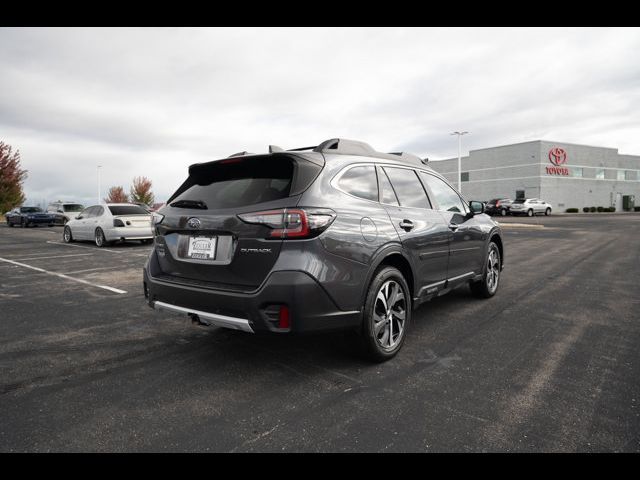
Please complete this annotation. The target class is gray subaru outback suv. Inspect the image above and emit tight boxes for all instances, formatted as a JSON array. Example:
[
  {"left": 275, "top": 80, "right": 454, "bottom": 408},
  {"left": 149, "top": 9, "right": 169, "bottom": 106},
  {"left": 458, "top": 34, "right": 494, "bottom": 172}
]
[{"left": 143, "top": 138, "right": 504, "bottom": 361}]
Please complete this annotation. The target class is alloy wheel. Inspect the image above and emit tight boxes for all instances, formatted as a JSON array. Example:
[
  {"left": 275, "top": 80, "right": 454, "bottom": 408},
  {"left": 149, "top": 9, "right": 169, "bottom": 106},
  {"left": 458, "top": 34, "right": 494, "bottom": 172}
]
[
  {"left": 486, "top": 248, "right": 500, "bottom": 294},
  {"left": 373, "top": 280, "right": 407, "bottom": 351}
]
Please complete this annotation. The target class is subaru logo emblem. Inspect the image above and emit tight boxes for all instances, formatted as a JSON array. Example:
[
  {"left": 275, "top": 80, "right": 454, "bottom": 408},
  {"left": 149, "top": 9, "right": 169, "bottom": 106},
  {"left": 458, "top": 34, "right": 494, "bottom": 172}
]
[{"left": 187, "top": 217, "right": 201, "bottom": 229}]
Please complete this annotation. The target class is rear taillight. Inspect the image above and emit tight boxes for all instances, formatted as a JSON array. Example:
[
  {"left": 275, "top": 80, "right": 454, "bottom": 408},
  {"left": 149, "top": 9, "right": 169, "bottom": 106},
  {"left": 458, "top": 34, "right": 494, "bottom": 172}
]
[
  {"left": 237, "top": 208, "right": 336, "bottom": 239},
  {"left": 496, "top": 200, "right": 501, "bottom": 207},
  {"left": 150, "top": 212, "right": 164, "bottom": 226},
  {"left": 113, "top": 218, "right": 125, "bottom": 227}
]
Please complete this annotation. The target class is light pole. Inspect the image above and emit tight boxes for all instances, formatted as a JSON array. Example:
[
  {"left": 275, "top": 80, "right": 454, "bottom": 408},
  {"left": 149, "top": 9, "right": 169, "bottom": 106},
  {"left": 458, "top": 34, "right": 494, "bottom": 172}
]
[
  {"left": 450, "top": 131, "right": 469, "bottom": 192},
  {"left": 97, "top": 165, "right": 102, "bottom": 204}
]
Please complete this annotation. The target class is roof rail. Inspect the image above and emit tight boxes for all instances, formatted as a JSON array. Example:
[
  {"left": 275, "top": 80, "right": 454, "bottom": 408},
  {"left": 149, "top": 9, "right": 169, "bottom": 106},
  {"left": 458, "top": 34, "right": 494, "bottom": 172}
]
[
  {"left": 389, "top": 152, "right": 428, "bottom": 165},
  {"left": 313, "top": 138, "right": 377, "bottom": 156},
  {"left": 268, "top": 145, "right": 284, "bottom": 153},
  {"left": 227, "top": 151, "right": 250, "bottom": 158}
]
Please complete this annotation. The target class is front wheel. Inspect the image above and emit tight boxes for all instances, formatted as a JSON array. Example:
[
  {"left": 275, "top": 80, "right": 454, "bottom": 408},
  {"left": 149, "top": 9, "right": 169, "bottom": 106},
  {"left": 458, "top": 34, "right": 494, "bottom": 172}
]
[
  {"left": 527, "top": 209, "right": 534, "bottom": 217},
  {"left": 63, "top": 226, "right": 73, "bottom": 243},
  {"left": 500, "top": 209, "right": 507, "bottom": 216},
  {"left": 360, "top": 266, "right": 411, "bottom": 362},
  {"left": 470, "top": 242, "right": 501, "bottom": 298},
  {"left": 22, "top": 218, "right": 29, "bottom": 228}
]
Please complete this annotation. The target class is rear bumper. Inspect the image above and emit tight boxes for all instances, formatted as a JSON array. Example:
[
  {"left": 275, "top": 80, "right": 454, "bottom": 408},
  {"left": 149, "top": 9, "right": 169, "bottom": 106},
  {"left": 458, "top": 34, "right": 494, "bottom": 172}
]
[
  {"left": 106, "top": 226, "right": 153, "bottom": 241},
  {"left": 143, "top": 256, "right": 362, "bottom": 334}
]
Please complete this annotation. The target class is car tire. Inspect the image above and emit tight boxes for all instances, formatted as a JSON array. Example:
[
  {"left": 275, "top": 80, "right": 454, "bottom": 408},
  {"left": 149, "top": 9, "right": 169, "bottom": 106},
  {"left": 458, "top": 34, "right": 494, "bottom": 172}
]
[
  {"left": 7, "top": 218, "right": 13, "bottom": 227},
  {"left": 141, "top": 239, "right": 153, "bottom": 245},
  {"left": 95, "top": 228, "right": 109, "bottom": 248},
  {"left": 22, "top": 218, "right": 29, "bottom": 228},
  {"left": 527, "top": 209, "right": 534, "bottom": 217},
  {"left": 500, "top": 209, "right": 507, "bottom": 216},
  {"left": 360, "top": 266, "right": 411, "bottom": 362},
  {"left": 470, "top": 242, "right": 501, "bottom": 298},
  {"left": 63, "top": 226, "right": 73, "bottom": 243},
  {"left": 545, "top": 208, "right": 551, "bottom": 216}
]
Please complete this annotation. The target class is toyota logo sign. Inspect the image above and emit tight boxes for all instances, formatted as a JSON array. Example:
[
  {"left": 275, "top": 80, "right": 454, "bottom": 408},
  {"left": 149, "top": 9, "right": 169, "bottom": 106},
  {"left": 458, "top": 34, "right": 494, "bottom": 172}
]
[{"left": 548, "top": 147, "right": 567, "bottom": 166}]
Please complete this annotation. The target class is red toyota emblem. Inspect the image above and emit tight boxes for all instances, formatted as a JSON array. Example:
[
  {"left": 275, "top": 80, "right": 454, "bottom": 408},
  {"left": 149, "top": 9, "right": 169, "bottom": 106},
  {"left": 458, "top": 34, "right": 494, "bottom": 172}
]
[{"left": 548, "top": 147, "right": 567, "bottom": 166}]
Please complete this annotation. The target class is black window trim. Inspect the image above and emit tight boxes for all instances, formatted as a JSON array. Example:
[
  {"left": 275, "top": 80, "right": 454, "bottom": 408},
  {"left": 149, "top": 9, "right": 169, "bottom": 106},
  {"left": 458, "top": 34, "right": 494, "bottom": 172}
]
[
  {"left": 380, "top": 165, "right": 433, "bottom": 210},
  {"left": 331, "top": 162, "right": 380, "bottom": 204}
]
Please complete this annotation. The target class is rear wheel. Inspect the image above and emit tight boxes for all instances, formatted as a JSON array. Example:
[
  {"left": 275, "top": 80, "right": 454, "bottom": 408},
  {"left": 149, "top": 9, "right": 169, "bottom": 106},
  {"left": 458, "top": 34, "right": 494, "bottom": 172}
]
[
  {"left": 470, "top": 242, "right": 501, "bottom": 298},
  {"left": 527, "top": 209, "right": 534, "bottom": 217},
  {"left": 360, "top": 266, "right": 411, "bottom": 362},
  {"left": 545, "top": 208, "right": 551, "bottom": 216},
  {"left": 500, "top": 209, "right": 507, "bottom": 216},
  {"left": 95, "top": 228, "right": 109, "bottom": 247},
  {"left": 63, "top": 226, "right": 73, "bottom": 243},
  {"left": 7, "top": 218, "right": 13, "bottom": 227},
  {"left": 22, "top": 218, "right": 29, "bottom": 228}
]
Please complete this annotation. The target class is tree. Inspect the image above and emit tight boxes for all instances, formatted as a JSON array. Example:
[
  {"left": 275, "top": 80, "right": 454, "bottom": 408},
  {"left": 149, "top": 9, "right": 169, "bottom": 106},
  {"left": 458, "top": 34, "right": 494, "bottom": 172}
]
[
  {"left": 0, "top": 142, "right": 28, "bottom": 213},
  {"left": 104, "top": 186, "right": 129, "bottom": 203},
  {"left": 130, "top": 176, "right": 154, "bottom": 206}
]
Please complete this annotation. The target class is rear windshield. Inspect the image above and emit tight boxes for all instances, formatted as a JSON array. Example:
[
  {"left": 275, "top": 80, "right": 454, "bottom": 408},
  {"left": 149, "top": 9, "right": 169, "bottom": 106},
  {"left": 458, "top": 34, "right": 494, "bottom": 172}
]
[
  {"left": 169, "top": 157, "right": 295, "bottom": 209},
  {"left": 513, "top": 199, "right": 526, "bottom": 203},
  {"left": 21, "top": 207, "right": 43, "bottom": 213},
  {"left": 108, "top": 205, "right": 150, "bottom": 215},
  {"left": 63, "top": 204, "right": 84, "bottom": 212}
]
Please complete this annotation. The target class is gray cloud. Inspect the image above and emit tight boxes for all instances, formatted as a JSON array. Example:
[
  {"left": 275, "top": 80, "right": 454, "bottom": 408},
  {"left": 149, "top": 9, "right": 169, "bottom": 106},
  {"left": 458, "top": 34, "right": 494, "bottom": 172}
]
[{"left": 1, "top": 27, "right": 639, "bottom": 207}]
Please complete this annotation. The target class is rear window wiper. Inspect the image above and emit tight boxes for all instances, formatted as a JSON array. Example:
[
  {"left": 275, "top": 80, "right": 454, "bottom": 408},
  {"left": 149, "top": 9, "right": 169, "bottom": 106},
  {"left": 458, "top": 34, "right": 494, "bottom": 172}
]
[{"left": 170, "top": 200, "right": 208, "bottom": 209}]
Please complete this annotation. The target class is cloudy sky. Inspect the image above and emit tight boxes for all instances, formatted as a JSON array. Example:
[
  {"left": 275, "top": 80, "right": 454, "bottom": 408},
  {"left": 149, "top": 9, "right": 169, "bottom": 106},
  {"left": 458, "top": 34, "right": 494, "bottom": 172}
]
[{"left": 1, "top": 27, "right": 639, "bottom": 207}]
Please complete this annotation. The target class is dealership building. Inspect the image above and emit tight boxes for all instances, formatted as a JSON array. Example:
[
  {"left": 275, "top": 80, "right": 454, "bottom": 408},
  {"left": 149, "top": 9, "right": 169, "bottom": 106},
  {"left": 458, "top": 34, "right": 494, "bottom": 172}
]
[{"left": 429, "top": 140, "right": 640, "bottom": 211}]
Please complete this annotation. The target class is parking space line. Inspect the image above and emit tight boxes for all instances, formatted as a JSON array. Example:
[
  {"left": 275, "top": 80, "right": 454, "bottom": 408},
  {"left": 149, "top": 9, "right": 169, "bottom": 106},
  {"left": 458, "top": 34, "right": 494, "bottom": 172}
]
[
  {"left": 46, "top": 241, "right": 122, "bottom": 253},
  {"left": 0, "top": 257, "right": 127, "bottom": 294},
  {"left": 46, "top": 241, "right": 152, "bottom": 257},
  {"left": 10, "top": 253, "right": 93, "bottom": 261},
  {"left": 63, "top": 266, "right": 122, "bottom": 275}
]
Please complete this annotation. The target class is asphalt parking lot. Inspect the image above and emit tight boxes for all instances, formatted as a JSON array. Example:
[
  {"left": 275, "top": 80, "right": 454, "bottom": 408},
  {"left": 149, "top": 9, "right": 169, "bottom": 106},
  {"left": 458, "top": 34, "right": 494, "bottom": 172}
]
[{"left": 1, "top": 214, "right": 639, "bottom": 452}]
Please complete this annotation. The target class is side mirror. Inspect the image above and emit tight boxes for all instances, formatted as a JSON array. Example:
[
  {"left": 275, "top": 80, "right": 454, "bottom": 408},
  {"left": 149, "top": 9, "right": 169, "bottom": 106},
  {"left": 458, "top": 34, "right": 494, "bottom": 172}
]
[
  {"left": 469, "top": 201, "right": 484, "bottom": 215},
  {"left": 76, "top": 215, "right": 83, "bottom": 220},
  {"left": 57, "top": 209, "right": 64, "bottom": 213}
]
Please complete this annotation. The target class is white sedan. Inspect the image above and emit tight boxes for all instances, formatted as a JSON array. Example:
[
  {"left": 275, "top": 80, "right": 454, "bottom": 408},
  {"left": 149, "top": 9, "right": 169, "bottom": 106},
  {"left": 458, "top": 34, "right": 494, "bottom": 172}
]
[{"left": 63, "top": 203, "right": 153, "bottom": 247}]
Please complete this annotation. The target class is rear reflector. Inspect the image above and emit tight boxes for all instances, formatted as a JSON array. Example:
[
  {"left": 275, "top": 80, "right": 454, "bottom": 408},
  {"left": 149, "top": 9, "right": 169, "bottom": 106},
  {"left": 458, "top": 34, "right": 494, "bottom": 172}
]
[{"left": 278, "top": 305, "right": 290, "bottom": 329}]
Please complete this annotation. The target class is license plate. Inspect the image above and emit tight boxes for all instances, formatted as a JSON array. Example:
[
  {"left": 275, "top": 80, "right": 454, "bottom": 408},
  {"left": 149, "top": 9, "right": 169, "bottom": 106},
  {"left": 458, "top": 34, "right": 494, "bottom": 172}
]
[{"left": 187, "top": 236, "right": 217, "bottom": 260}]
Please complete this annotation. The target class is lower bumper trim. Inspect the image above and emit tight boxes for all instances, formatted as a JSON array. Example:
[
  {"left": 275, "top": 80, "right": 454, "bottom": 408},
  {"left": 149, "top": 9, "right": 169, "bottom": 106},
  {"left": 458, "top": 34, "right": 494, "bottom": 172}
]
[{"left": 152, "top": 300, "right": 254, "bottom": 333}]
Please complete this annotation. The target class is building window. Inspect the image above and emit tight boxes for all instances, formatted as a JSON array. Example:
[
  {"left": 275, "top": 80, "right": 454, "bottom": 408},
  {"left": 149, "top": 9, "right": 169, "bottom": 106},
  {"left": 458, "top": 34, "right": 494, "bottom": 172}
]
[
  {"left": 625, "top": 170, "right": 636, "bottom": 181},
  {"left": 617, "top": 170, "right": 625, "bottom": 181},
  {"left": 595, "top": 168, "right": 605, "bottom": 179},
  {"left": 570, "top": 167, "right": 583, "bottom": 178},
  {"left": 461, "top": 172, "right": 470, "bottom": 182}
]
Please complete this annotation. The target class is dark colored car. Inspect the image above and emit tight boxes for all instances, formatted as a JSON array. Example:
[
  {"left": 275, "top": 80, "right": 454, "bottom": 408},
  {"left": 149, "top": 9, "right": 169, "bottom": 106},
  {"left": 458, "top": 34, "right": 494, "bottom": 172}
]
[
  {"left": 485, "top": 198, "right": 513, "bottom": 216},
  {"left": 143, "top": 138, "right": 504, "bottom": 361},
  {"left": 5, "top": 206, "right": 56, "bottom": 227}
]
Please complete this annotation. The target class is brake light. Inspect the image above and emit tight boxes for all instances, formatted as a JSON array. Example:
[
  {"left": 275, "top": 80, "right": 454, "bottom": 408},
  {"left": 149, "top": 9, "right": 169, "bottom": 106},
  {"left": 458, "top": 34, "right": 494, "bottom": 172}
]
[
  {"left": 237, "top": 208, "right": 336, "bottom": 239},
  {"left": 496, "top": 200, "right": 501, "bottom": 207},
  {"left": 113, "top": 218, "right": 125, "bottom": 227}
]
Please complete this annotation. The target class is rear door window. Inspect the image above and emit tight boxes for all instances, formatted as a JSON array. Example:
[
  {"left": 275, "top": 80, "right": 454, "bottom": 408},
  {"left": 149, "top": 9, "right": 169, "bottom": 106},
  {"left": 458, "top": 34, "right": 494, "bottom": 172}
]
[
  {"left": 383, "top": 167, "right": 431, "bottom": 209},
  {"left": 337, "top": 165, "right": 378, "bottom": 202},
  {"left": 378, "top": 168, "right": 399, "bottom": 206}
]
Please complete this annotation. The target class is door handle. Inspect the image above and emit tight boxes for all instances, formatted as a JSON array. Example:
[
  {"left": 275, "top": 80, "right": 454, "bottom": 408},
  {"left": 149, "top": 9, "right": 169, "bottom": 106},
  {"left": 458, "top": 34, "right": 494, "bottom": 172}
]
[
  {"left": 448, "top": 223, "right": 459, "bottom": 231},
  {"left": 399, "top": 219, "right": 414, "bottom": 231}
]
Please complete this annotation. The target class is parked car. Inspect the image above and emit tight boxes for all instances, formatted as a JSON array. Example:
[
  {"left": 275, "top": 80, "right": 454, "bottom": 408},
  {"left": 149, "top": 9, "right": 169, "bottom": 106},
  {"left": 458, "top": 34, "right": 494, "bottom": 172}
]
[
  {"left": 485, "top": 198, "right": 513, "bottom": 216},
  {"left": 143, "top": 138, "right": 505, "bottom": 361},
  {"left": 5, "top": 206, "right": 56, "bottom": 227},
  {"left": 509, "top": 198, "right": 552, "bottom": 216},
  {"left": 63, "top": 203, "right": 153, "bottom": 247},
  {"left": 47, "top": 201, "right": 85, "bottom": 225}
]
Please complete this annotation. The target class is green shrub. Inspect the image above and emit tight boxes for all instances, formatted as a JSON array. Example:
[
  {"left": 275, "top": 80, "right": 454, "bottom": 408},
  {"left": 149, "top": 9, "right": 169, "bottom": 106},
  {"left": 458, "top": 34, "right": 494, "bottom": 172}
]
[
  {"left": 597, "top": 206, "right": 604, "bottom": 212},
  {"left": 566, "top": 208, "right": 579, "bottom": 213},
  {"left": 590, "top": 206, "right": 596, "bottom": 212},
  {"left": 606, "top": 207, "right": 616, "bottom": 212},
  {"left": 634, "top": 206, "right": 640, "bottom": 212},
  {"left": 582, "top": 207, "right": 590, "bottom": 213}
]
